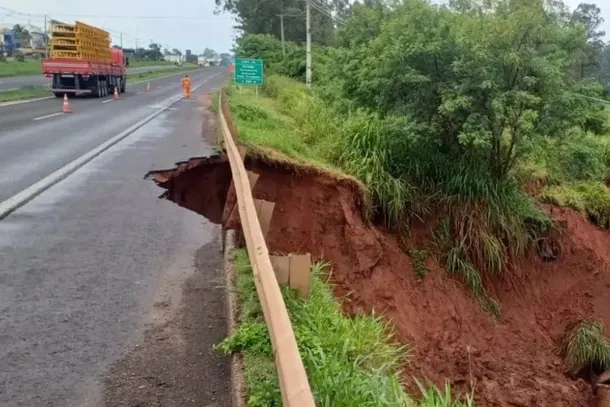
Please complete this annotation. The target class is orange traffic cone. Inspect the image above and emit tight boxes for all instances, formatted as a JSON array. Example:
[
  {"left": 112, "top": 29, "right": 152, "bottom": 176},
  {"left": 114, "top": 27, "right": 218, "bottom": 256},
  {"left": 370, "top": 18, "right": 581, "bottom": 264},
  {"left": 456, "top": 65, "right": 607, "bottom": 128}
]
[
  {"left": 62, "top": 94, "right": 72, "bottom": 113},
  {"left": 114, "top": 87, "right": 119, "bottom": 100},
  {"left": 146, "top": 82, "right": 151, "bottom": 91}
]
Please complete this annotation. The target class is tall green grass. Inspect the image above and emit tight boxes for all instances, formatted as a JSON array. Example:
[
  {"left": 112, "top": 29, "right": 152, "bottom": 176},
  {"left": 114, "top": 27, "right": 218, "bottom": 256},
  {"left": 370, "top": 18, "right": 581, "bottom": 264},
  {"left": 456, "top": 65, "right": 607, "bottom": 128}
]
[
  {"left": 217, "top": 249, "right": 475, "bottom": 406},
  {"left": 228, "top": 75, "right": 556, "bottom": 316},
  {"left": 0, "top": 59, "right": 41, "bottom": 77},
  {"left": 542, "top": 182, "right": 610, "bottom": 229},
  {"left": 559, "top": 319, "right": 610, "bottom": 375}
]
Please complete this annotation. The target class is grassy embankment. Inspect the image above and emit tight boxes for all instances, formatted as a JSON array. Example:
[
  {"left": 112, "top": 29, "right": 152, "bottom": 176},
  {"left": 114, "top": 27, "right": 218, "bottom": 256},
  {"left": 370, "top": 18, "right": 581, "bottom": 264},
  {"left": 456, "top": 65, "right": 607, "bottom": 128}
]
[
  {"left": 0, "top": 59, "right": 41, "bottom": 77},
  {"left": 218, "top": 74, "right": 610, "bottom": 405},
  {"left": 0, "top": 87, "right": 49, "bottom": 103},
  {"left": 215, "top": 77, "right": 476, "bottom": 406},
  {"left": 127, "top": 65, "right": 200, "bottom": 83},
  {"left": 219, "top": 249, "right": 473, "bottom": 407},
  {"left": 127, "top": 59, "right": 174, "bottom": 68}
]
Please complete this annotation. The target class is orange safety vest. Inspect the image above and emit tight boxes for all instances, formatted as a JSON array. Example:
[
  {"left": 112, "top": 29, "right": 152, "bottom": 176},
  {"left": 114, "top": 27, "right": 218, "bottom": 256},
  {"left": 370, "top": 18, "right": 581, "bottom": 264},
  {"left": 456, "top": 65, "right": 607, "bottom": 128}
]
[{"left": 181, "top": 77, "right": 192, "bottom": 88}]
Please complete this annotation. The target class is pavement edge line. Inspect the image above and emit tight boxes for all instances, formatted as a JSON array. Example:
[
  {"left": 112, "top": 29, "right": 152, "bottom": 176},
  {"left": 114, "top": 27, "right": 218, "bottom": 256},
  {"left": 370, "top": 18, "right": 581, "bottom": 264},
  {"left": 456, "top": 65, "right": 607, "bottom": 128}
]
[{"left": 0, "top": 74, "right": 219, "bottom": 220}]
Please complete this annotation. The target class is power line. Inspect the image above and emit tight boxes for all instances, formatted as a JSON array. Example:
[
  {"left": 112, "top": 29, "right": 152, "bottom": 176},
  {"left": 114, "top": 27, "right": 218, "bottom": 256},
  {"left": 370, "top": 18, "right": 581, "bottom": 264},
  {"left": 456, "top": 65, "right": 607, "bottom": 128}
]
[
  {"left": 0, "top": 7, "right": 232, "bottom": 21},
  {"left": 307, "top": 0, "right": 346, "bottom": 26}
]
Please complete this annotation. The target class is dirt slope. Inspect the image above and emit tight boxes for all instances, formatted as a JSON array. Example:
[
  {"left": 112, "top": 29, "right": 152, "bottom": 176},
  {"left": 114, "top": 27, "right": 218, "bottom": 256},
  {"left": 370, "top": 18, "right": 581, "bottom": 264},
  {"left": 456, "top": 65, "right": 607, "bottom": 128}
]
[{"left": 150, "top": 155, "right": 610, "bottom": 407}]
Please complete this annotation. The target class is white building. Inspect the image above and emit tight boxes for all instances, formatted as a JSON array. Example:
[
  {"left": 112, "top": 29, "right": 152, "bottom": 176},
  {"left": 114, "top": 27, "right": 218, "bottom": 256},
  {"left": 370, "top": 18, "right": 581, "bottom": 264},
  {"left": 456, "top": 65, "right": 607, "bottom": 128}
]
[{"left": 165, "top": 54, "right": 184, "bottom": 63}]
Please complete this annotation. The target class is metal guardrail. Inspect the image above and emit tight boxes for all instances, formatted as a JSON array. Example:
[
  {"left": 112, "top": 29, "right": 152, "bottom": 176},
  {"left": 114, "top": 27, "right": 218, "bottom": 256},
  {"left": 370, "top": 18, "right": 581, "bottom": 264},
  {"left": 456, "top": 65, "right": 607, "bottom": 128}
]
[{"left": 218, "top": 89, "right": 316, "bottom": 407}]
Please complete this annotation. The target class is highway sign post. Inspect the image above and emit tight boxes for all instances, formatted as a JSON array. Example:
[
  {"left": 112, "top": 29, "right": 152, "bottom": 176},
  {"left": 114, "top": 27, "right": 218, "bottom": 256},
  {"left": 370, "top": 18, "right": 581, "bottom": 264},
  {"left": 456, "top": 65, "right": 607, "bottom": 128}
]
[{"left": 234, "top": 58, "right": 264, "bottom": 96}]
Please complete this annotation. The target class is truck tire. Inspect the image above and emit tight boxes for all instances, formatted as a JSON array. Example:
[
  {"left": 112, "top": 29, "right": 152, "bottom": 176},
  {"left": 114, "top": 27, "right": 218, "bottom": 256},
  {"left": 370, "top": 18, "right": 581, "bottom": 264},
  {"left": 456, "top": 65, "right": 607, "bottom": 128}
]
[
  {"left": 53, "top": 92, "right": 64, "bottom": 98},
  {"left": 120, "top": 78, "right": 126, "bottom": 93}
]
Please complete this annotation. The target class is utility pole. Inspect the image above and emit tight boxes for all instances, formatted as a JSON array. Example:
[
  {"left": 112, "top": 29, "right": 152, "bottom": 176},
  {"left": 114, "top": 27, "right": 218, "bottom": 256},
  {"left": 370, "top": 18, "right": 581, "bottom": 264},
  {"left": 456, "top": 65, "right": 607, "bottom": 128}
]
[
  {"left": 278, "top": 14, "right": 286, "bottom": 57},
  {"left": 305, "top": 0, "right": 312, "bottom": 89},
  {"left": 44, "top": 14, "right": 48, "bottom": 57},
  {"left": 120, "top": 32, "right": 123, "bottom": 49}
]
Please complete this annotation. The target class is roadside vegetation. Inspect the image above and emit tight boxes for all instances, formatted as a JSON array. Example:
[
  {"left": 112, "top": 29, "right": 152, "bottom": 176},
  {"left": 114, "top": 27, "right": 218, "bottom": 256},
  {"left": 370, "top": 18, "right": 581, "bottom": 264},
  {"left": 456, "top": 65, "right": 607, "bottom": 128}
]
[
  {"left": 126, "top": 65, "right": 200, "bottom": 83},
  {"left": 127, "top": 59, "right": 174, "bottom": 68},
  {"left": 559, "top": 319, "right": 610, "bottom": 376},
  {"left": 217, "top": 249, "right": 474, "bottom": 407},
  {"left": 0, "top": 86, "right": 49, "bottom": 103},
  {"left": 215, "top": 0, "right": 610, "bottom": 403},
  {"left": 228, "top": 0, "right": 610, "bottom": 314},
  {"left": 0, "top": 59, "right": 42, "bottom": 77}
]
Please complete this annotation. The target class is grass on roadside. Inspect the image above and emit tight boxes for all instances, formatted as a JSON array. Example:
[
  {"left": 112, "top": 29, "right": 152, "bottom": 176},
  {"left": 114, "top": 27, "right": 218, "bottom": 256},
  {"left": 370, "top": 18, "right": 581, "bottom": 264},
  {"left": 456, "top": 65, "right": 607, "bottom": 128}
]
[
  {"left": 559, "top": 319, "right": 610, "bottom": 375},
  {"left": 127, "top": 66, "right": 200, "bottom": 83},
  {"left": 216, "top": 249, "right": 475, "bottom": 407},
  {"left": 0, "top": 59, "right": 41, "bottom": 77},
  {"left": 226, "top": 76, "right": 551, "bottom": 318},
  {"left": 0, "top": 86, "right": 49, "bottom": 103},
  {"left": 541, "top": 182, "right": 610, "bottom": 229},
  {"left": 127, "top": 59, "right": 174, "bottom": 68}
]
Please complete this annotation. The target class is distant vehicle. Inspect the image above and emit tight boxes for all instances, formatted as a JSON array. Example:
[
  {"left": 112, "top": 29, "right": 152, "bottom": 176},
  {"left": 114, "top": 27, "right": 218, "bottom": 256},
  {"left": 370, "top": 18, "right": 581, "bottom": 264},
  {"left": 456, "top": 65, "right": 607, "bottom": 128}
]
[{"left": 41, "top": 21, "right": 127, "bottom": 98}]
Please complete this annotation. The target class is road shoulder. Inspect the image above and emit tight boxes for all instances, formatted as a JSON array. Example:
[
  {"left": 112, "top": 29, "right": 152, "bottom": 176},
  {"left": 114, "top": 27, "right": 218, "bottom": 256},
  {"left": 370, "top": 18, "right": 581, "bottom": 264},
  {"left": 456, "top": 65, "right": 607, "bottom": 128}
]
[
  {"left": 103, "top": 236, "right": 231, "bottom": 407},
  {"left": 103, "top": 88, "right": 231, "bottom": 407}
]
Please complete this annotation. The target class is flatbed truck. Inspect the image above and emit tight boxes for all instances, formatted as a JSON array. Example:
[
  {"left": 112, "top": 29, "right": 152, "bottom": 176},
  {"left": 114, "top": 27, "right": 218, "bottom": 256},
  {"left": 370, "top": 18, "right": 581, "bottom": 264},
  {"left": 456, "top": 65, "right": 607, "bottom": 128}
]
[{"left": 41, "top": 47, "right": 127, "bottom": 98}]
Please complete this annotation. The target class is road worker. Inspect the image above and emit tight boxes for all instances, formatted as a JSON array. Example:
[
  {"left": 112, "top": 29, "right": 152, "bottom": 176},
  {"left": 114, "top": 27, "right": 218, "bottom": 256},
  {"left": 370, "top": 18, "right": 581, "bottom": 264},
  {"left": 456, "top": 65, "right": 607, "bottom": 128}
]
[{"left": 181, "top": 74, "right": 192, "bottom": 98}]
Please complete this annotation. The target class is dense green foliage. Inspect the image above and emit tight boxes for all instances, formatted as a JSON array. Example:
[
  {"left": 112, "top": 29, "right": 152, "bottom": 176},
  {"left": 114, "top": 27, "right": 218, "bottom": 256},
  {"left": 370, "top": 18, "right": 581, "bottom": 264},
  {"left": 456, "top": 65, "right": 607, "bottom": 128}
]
[
  {"left": 218, "top": 249, "right": 474, "bottom": 406},
  {"left": 559, "top": 319, "right": 610, "bottom": 375},
  {"left": 219, "top": 0, "right": 610, "bottom": 402},
  {"left": 230, "top": 0, "right": 610, "bottom": 312}
]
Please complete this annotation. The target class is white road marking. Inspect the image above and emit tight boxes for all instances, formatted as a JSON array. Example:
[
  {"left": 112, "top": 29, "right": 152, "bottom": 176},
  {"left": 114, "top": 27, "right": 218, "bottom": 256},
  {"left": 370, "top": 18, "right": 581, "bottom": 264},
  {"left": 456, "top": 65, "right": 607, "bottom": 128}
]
[
  {"left": 32, "top": 112, "right": 63, "bottom": 121},
  {"left": 101, "top": 99, "right": 114, "bottom": 104},
  {"left": 0, "top": 72, "right": 221, "bottom": 220},
  {"left": 136, "top": 91, "right": 144, "bottom": 95},
  {"left": 0, "top": 96, "right": 54, "bottom": 107},
  {"left": 0, "top": 68, "right": 210, "bottom": 108}
]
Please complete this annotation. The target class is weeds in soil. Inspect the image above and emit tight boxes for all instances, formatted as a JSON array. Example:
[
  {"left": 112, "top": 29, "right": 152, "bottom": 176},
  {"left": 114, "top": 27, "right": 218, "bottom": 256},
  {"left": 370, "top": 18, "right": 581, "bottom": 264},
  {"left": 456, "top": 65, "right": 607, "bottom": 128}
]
[
  {"left": 218, "top": 249, "right": 474, "bottom": 406},
  {"left": 408, "top": 248, "right": 429, "bottom": 279},
  {"left": 415, "top": 379, "right": 475, "bottom": 407},
  {"left": 559, "top": 319, "right": 610, "bottom": 375},
  {"left": 542, "top": 182, "right": 610, "bottom": 229}
]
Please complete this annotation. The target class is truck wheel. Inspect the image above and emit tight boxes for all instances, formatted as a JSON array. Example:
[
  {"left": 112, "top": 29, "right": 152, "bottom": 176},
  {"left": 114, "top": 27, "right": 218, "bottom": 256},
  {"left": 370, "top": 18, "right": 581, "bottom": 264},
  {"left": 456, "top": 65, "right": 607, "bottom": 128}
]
[
  {"left": 120, "top": 78, "right": 126, "bottom": 93},
  {"left": 53, "top": 92, "right": 64, "bottom": 98}
]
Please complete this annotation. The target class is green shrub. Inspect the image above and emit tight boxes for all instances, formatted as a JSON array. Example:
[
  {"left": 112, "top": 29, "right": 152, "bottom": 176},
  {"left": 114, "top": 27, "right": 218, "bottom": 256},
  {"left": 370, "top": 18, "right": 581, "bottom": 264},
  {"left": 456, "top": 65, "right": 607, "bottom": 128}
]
[
  {"left": 542, "top": 182, "right": 610, "bottom": 229},
  {"left": 559, "top": 319, "right": 610, "bottom": 375},
  {"left": 218, "top": 249, "right": 475, "bottom": 406},
  {"left": 217, "top": 250, "right": 413, "bottom": 406}
]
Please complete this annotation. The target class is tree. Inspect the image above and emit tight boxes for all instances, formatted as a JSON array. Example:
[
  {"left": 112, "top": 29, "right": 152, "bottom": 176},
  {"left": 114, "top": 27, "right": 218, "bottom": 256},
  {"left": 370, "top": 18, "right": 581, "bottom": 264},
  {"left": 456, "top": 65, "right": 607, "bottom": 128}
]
[
  {"left": 214, "top": 0, "right": 336, "bottom": 45},
  {"left": 12, "top": 24, "right": 31, "bottom": 47},
  {"left": 202, "top": 48, "right": 218, "bottom": 59},
  {"left": 219, "top": 52, "right": 233, "bottom": 66},
  {"left": 571, "top": 3, "right": 606, "bottom": 79},
  {"left": 171, "top": 48, "right": 182, "bottom": 56},
  {"left": 146, "top": 43, "right": 163, "bottom": 60},
  {"left": 334, "top": 0, "right": 601, "bottom": 179}
]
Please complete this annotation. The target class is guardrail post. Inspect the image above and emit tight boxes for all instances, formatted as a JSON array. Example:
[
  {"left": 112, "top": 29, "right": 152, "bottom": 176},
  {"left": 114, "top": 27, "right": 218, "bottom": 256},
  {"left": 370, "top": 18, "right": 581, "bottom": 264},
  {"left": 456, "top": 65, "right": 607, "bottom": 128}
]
[{"left": 289, "top": 253, "right": 312, "bottom": 298}]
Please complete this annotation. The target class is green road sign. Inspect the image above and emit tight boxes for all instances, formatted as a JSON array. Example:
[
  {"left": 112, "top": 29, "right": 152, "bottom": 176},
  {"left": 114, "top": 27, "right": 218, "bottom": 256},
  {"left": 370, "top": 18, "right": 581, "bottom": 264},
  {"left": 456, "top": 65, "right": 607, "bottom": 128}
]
[{"left": 234, "top": 58, "right": 264, "bottom": 85}]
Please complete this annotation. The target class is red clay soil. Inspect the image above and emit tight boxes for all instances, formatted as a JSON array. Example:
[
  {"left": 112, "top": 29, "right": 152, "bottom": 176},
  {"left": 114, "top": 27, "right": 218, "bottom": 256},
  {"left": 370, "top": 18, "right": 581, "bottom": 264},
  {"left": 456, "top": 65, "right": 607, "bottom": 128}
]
[{"left": 150, "top": 155, "right": 610, "bottom": 407}]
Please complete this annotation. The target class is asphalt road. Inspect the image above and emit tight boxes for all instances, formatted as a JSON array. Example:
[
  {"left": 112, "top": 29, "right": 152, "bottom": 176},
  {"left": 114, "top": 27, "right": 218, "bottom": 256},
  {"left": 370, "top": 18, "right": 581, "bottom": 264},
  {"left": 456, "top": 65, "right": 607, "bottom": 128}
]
[
  {"left": 0, "top": 67, "right": 231, "bottom": 406},
  {"left": 0, "top": 67, "right": 221, "bottom": 203},
  {"left": 0, "top": 65, "right": 182, "bottom": 91}
]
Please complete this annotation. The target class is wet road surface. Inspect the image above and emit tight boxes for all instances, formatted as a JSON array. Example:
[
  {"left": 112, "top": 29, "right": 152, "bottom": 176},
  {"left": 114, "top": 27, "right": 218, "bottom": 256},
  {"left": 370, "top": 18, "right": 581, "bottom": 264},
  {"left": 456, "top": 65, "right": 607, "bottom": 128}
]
[
  {"left": 0, "top": 65, "right": 183, "bottom": 91},
  {"left": 0, "top": 69, "right": 231, "bottom": 406}
]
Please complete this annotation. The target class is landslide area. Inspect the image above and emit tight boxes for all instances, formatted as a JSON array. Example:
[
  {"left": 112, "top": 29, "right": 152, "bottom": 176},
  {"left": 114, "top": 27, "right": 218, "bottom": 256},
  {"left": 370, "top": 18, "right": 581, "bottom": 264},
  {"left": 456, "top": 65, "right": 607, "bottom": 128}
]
[{"left": 150, "top": 155, "right": 610, "bottom": 407}]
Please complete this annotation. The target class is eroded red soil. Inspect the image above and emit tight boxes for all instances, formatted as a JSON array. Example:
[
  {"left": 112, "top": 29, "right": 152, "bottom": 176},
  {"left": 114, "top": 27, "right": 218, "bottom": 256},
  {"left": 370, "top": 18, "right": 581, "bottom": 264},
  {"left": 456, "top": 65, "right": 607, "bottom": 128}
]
[{"left": 150, "top": 155, "right": 610, "bottom": 407}]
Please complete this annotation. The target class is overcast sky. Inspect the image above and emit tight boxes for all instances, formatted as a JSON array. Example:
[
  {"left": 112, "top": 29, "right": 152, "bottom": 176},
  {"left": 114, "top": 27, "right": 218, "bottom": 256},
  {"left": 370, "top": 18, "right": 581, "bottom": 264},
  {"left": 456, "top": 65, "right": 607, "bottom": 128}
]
[
  {"left": 0, "top": 0, "right": 236, "bottom": 54},
  {"left": 0, "top": 0, "right": 608, "bottom": 55}
]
